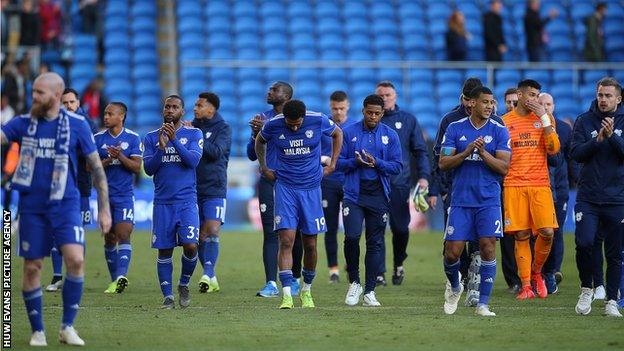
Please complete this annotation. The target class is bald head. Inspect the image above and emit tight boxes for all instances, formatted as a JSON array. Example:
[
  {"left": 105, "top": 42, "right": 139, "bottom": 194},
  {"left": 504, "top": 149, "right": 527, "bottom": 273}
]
[
  {"left": 31, "top": 72, "right": 65, "bottom": 118},
  {"left": 538, "top": 93, "right": 555, "bottom": 115},
  {"left": 35, "top": 72, "right": 65, "bottom": 94}
]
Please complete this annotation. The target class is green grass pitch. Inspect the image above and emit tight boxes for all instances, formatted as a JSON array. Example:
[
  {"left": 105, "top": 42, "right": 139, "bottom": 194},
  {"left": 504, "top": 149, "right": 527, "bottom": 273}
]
[{"left": 8, "top": 231, "right": 624, "bottom": 350}]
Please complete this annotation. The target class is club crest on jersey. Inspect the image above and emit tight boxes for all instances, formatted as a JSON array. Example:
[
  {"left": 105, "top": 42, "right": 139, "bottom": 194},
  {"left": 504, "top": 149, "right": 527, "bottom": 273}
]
[
  {"left": 120, "top": 142, "right": 129, "bottom": 150},
  {"left": 180, "top": 137, "right": 188, "bottom": 145},
  {"left": 343, "top": 207, "right": 350, "bottom": 216},
  {"left": 205, "top": 131, "right": 212, "bottom": 139},
  {"left": 615, "top": 129, "right": 622, "bottom": 137},
  {"left": 446, "top": 226, "right": 454, "bottom": 235},
  {"left": 260, "top": 203, "right": 267, "bottom": 213},
  {"left": 198, "top": 139, "right": 204, "bottom": 148},
  {"left": 575, "top": 212, "right": 583, "bottom": 222},
  {"left": 275, "top": 215, "right": 281, "bottom": 224},
  {"left": 533, "top": 122, "right": 542, "bottom": 129},
  {"left": 305, "top": 130, "right": 314, "bottom": 138},
  {"left": 22, "top": 241, "right": 30, "bottom": 252},
  {"left": 322, "top": 199, "right": 328, "bottom": 208},
  {"left": 139, "top": 142, "right": 144, "bottom": 152},
  {"left": 484, "top": 135, "right": 493, "bottom": 143},
  {"left": 382, "top": 213, "right": 388, "bottom": 223},
  {"left": 381, "top": 135, "right": 389, "bottom": 145},
  {"left": 591, "top": 130, "right": 598, "bottom": 138},
  {"left": 394, "top": 122, "right": 402, "bottom": 129}
]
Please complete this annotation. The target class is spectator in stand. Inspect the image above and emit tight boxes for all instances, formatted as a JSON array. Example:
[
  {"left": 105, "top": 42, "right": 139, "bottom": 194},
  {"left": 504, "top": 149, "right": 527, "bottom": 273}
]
[
  {"left": 1, "top": 93, "right": 15, "bottom": 125},
  {"left": 483, "top": 0, "right": 506, "bottom": 62},
  {"left": 20, "top": 0, "right": 40, "bottom": 47},
  {"left": 523, "top": 0, "right": 558, "bottom": 62},
  {"left": 81, "top": 78, "right": 108, "bottom": 128},
  {"left": 39, "top": 0, "right": 62, "bottom": 48},
  {"left": 1, "top": 0, "right": 9, "bottom": 47},
  {"left": 79, "top": 0, "right": 100, "bottom": 34},
  {"left": 2, "top": 58, "right": 31, "bottom": 114},
  {"left": 446, "top": 10, "right": 469, "bottom": 61},
  {"left": 583, "top": 2, "right": 607, "bottom": 62}
]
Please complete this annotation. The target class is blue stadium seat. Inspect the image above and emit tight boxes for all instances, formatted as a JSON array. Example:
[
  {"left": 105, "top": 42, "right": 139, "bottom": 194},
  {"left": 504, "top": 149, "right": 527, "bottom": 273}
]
[
  {"left": 104, "top": 47, "right": 130, "bottom": 65},
  {"left": 294, "top": 68, "right": 319, "bottom": 82},
  {"left": 179, "top": 48, "right": 204, "bottom": 61},
  {"left": 495, "top": 69, "right": 521, "bottom": 85},
  {"left": 41, "top": 49, "right": 62, "bottom": 65},
  {"left": 104, "top": 65, "right": 130, "bottom": 81},
  {"left": 177, "top": 17, "right": 202, "bottom": 35},
  {"left": 234, "top": 33, "right": 260, "bottom": 51},
  {"left": 104, "top": 17, "right": 128, "bottom": 32},
  {"left": 555, "top": 98, "right": 580, "bottom": 117},
  {"left": 457, "top": 2, "right": 480, "bottom": 18},
  {"left": 376, "top": 51, "right": 402, "bottom": 61},
  {"left": 438, "top": 97, "right": 459, "bottom": 115},
  {"left": 290, "top": 33, "right": 315, "bottom": 51},
  {"left": 233, "top": 1, "right": 256, "bottom": 18},
  {"left": 234, "top": 17, "right": 257, "bottom": 34},
  {"left": 265, "top": 68, "right": 290, "bottom": 82},
  {"left": 292, "top": 48, "right": 317, "bottom": 61},
  {"left": 289, "top": 18, "right": 314, "bottom": 34},
  {"left": 348, "top": 49, "right": 374, "bottom": 61},
  {"left": 409, "top": 69, "right": 434, "bottom": 83},
  {"left": 316, "top": 1, "right": 339, "bottom": 18},
  {"left": 552, "top": 70, "right": 574, "bottom": 84},
  {"left": 464, "top": 69, "right": 488, "bottom": 84},
  {"left": 428, "top": 19, "right": 447, "bottom": 36},
  {"left": 400, "top": 20, "right": 426, "bottom": 36},
  {"left": 437, "top": 82, "right": 463, "bottom": 98},
  {"left": 73, "top": 50, "right": 97, "bottom": 64},
  {"left": 132, "top": 64, "right": 158, "bottom": 81},
  {"left": 237, "top": 68, "right": 263, "bottom": 82},
  {"left": 238, "top": 81, "right": 265, "bottom": 98},
  {"left": 349, "top": 68, "right": 376, "bottom": 84},
  {"left": 287, "top": 1, "right": 312, "bottom": 18},
  {"left": 426, "top": 3, "right": 451, "bottom": 19},
  {"left": 296, "top": 80, "right": 322, "bottom": 98},
  {"left": 548, "top": 19, "right": 570, "bottom": 36},
  {"left": 377, "top": 68, "right": 402, "bottom": 84},
  {"left": 578, "top": 83, "right": 596, "bottom": 100},
  {"left": 132, "top": 33, "right": 157, "bottom": 50},
  {"left": 207, "top": 32, "right": 231, "bottom": 48},
  {"left": 318, "top": 33, "right": 342, "bottom": 51},
  {"left": 372, "top": 19, "right": 398, "bottom": 36},
  {"left": 436, "top": 70, "right": 463, "bottom": 84},
  {"left": 343, "top": 1, "right": 367, "bottom": 18},
  {"left": 524, "top": 70, "right": 551, "bottom": 85},
  {"left": 346, "top": 34, "right": 371, "bottom": 51},
  {"left": 106, "top": 1, "right": 128, "bottom": 17},
  {"left": 344, "top": 18, "right": 368, "bottom": 35},
  {"left": 261, "top": 17, "right": 286, "bottom": 34},
  {"left": 374, "top": 35, "right": 399, "bottom": 52},
  {"left": 209, "top": 49, "right": 234, "bottom": 60},
  {"left": 550, "top": 84, "right": 574, "bottom": 99},
  {"left": 322, "top": 68, "right": 347, "bottom": 83},
  {"left": 206, "top": 1, "right": 229, "bottom": 17},
  {"left": 130, "top": 2, "right": 157, "bottom": 18},
  {"left": 322, "top": 81, "right": 349, "bottom": 99},
  {"left": 370, "top": 2, "right": 395, "bottom": 18},
  {"left": 260, "top": 2, "right": 282, "bottom": 17},
  {"left": 317, "top": 18, "right": 341, "bottom": 35},
  {"left": 181, "top": 67, "right": 208, "bottom": 81},
  {"left": 179, "top": 33, "right": 204, "bottom": 51},
  {"left": 207, "top": 17, "right": 231, "bottom": 33},
  {"left": 570, "top": 3, "right": 594, "bottom": 21},
  {"left": 583, "top": 70, "right": 608, "bottom": 85},
  {"left": 177, "top": 1, "right": 200, "bottom": 18}
]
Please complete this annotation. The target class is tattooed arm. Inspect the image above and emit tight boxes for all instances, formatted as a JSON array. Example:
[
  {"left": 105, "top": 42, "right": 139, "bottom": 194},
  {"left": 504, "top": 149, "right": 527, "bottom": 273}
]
[{"left": 86, "top": 151, "right": 112, "bottom": 233}]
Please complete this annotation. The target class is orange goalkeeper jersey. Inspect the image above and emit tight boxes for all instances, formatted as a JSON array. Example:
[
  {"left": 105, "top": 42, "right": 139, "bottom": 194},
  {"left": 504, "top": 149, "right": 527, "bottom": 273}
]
[{"left": 503, "top": 110, "right": 560, "bottom": 187}]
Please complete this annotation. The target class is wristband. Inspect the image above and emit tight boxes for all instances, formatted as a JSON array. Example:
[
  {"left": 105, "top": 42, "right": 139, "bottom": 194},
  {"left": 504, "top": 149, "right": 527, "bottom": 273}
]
[{"left": 540, "top": 113, "right": 551, "bottom": 128}]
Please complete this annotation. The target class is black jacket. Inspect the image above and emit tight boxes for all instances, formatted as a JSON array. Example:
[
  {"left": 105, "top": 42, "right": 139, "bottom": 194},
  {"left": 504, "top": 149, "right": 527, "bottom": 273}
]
[
  {"left": 570, "top": 101, "right": 624, "bottom": 204},
  {"left": 192, "top": 113, "right": 232, "bottom": 199}
]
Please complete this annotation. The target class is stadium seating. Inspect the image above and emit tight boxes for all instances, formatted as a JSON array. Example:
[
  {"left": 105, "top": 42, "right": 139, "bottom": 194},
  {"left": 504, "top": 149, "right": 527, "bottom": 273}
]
[{"left": 95, "top": 0, "right": 624, "bottom": 156}]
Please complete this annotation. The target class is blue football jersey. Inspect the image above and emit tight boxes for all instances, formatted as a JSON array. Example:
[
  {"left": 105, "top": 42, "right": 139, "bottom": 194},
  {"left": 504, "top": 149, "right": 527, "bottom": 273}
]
[
  {"left": 143, "top": 126, "right": 203, "bottom": 204},
  {"left": 441, "top": 117, "right": 511, "bottom": 207},
  {"left": 260, "top": 111, "right": 337, "bottom": 189},
  {"left": 1, "top": 111, "right": 97, "bottom": 213},
  {"left": 94, "top": 128, "right": 142, "bottom": 197}
]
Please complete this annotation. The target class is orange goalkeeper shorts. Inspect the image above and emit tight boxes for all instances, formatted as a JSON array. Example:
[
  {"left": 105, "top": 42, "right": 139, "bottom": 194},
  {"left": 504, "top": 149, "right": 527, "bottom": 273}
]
[{"left": 503, "top": 186, "right": 558, "bottom": 233}]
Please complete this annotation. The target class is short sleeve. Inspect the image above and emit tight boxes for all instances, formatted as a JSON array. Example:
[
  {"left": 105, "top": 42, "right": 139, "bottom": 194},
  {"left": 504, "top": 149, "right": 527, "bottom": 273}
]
[
  {"left": 496, "top": 125, "right": 512, "bottom": 153},
  {"left": 191, "top": 129, "right": 204, "bottom": 155},
  {"left": 130, "top": 134, "right": 143, "bottom": 157},
  {"left": 321, "top": 115, "right": 337, "bottom": 136},
  {"left": 1, "top": 117, "right": 26, "bottom": 142},
  {"left": 259, "top": 119, "right": 274, "bottom": 142},
  {"left": 142, "top": 134, "right": 156, "bottom": 159},
  {"left": 440, "top": 123, "right": 457, "bottom": 154},
  {"left": 76, "top": 119, "right": 97, "bottom": 156}
]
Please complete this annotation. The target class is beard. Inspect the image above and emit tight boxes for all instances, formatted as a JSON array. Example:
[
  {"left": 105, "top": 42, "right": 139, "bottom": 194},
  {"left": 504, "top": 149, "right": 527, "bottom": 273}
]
[{"left": 30, "top": 98, "right": 53, "bottom": 118}]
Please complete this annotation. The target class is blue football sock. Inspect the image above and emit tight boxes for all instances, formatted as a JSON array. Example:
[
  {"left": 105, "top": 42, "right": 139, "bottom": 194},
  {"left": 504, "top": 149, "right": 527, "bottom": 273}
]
[
  {"left": 23, "top": 288, "right": 44, "bottom": 332},
  {"left": 117, "top": 241, "right": 132, "bottom": 278},
  {"left": 444, "top": 258, "right": 461, "bottom": 292},
  {"left": 62, "top": 274, "right": 84, "bottom": 328},
  {"left": 302, "top": 269, "right": 316, "bottom": 284},
  {"left": 478, "top": 259, "right": 497, "bottom": 306},
  {"left": 180, "top": 253, "right": 198, "bottom": 287},
  {"left": 157, "top": 255, "right": 173, "bottom": 298},
  {"left": 51, "top": 246, "right": 63, "bottom": 277},
  {"left": 104, "top": 244, "right": 118, "bottom": 282},
  {"left": 204, "top": 235, "right": 219, "bottom": 278},
  {"left": 278, "top": 270, "right": 293, "bottom": 296}
]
